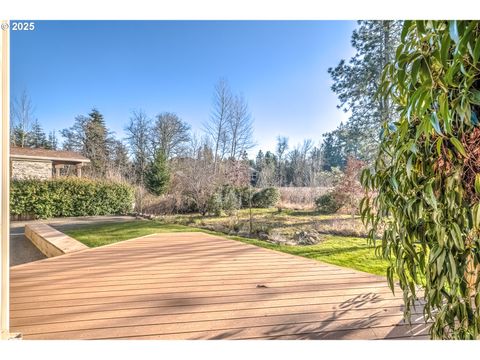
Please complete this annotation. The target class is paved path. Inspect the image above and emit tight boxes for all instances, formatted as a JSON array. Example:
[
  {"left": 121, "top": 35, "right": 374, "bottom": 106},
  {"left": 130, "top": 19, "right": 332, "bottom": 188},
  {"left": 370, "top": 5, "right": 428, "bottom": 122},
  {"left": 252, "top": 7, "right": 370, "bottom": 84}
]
[
  {"left": 10, "top": 216, "right": 137, "bottom": 266},
  {"left": 10, "top": 232, "right": 430, "bottom": 340}
]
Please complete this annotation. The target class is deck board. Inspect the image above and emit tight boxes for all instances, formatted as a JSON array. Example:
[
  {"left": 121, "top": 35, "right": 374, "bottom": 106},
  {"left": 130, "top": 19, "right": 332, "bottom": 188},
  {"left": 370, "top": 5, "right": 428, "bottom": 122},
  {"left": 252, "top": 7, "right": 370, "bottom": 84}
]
[{"left": 10, "top": 232, "right": 430, "bottom": 340}]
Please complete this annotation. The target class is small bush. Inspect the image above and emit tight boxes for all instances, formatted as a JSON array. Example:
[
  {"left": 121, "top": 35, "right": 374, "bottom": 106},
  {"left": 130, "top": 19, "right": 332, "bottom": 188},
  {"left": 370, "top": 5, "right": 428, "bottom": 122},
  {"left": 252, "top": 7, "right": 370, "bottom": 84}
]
[
  {"left": 10, "top": 178, "right": 134, "bottom": 219},
  {"left": 315, "top": 192, "right": 342, "bottom": 214},
  {"left": 221, "top": 186, "right": 241, "bottom": 215},
  {"left": 206, "top": 192, "right": 223, "bottom": 216},
  {"left": 234, "top": 186, "right": 252, "bottom": 208},
  {"left": 252, "top": 187, "right": 280, "bottom": 208}
]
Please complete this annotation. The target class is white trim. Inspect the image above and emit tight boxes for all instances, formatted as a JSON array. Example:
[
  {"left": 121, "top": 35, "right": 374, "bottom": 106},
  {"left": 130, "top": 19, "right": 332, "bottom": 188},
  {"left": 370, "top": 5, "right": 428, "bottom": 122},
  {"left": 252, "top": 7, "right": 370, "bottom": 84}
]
[{"left": 10, "top": 154, "right": 90, "bottom": 163}]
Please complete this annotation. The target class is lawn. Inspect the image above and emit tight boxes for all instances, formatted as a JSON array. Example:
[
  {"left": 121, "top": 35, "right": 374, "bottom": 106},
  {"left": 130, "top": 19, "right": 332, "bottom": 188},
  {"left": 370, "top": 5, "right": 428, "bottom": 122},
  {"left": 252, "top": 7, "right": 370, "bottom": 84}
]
[
  {"left": 63, "top": 221, "right": 200, "bottom": 247},
  {"left": 63, "top": 219, "right": 390, "bottom": 277}
]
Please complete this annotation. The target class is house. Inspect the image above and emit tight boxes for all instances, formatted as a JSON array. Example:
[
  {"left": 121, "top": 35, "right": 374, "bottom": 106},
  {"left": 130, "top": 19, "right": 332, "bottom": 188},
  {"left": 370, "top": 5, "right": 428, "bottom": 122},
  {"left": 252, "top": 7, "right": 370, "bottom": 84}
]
[
  {"left": 10, "top": 147, "right": 90, "bottom": 180},
  {"left": 249, "top": 166, "right": 258, "bottom": 186}
]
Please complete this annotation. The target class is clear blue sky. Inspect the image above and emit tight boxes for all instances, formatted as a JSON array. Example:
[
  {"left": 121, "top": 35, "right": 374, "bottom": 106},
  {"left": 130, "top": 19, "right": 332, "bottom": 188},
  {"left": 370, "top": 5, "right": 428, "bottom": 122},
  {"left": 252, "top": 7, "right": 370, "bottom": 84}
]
[{"left": 11, "top": 20, "right": 356, "bottom": 154}]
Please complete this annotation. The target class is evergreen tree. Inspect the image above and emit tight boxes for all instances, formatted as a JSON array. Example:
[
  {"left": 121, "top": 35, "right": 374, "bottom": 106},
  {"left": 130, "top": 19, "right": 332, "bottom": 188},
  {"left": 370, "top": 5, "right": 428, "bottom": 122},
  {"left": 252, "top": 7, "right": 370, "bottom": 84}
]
[
  {"left": 145, "top": 150, "right": 171, "bottom": 196},
  {"left": 28, "top": 119, "right": 47, "bottom": 148},
  {"left": 46, "top": 130, "right": 58, "bottom": 150},
  {"left": 327, "top": 20, "right": 402, "bottom": 165},
  {"left": 61, "top": 108, "right": 114, "bottom": 176}
]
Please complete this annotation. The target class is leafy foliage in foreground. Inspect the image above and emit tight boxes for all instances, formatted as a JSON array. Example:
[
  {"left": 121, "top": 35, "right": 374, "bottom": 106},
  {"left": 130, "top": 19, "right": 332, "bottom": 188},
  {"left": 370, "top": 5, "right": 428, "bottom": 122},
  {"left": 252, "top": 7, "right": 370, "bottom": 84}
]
[
  {"left": 11, "top": 178, "right": 134, "bottom": 219},
  {"left": 361, "top": 20, "right": 480, "bottom": 339}
]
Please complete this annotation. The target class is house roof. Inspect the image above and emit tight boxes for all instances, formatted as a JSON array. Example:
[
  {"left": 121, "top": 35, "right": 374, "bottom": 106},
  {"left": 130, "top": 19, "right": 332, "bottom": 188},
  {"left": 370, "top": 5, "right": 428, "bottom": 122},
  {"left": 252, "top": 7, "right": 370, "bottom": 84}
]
[{"left": 10, "top": 146, "right": 91, "bottom": 163}]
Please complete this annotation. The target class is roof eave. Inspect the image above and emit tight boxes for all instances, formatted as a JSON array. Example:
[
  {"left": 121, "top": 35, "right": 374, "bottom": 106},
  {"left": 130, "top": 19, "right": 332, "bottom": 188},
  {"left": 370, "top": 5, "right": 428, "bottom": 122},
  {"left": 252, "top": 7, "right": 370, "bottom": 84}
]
[{"left": 10, "top": 154, "right": 91, "bottom": 163}]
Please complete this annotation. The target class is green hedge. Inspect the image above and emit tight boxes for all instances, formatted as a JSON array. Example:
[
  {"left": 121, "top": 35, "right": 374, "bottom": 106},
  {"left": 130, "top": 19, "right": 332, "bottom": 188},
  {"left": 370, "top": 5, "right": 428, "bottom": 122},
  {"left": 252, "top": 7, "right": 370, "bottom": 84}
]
[{"left": 11, "top": 178, "right": 135, "bottom": 219}]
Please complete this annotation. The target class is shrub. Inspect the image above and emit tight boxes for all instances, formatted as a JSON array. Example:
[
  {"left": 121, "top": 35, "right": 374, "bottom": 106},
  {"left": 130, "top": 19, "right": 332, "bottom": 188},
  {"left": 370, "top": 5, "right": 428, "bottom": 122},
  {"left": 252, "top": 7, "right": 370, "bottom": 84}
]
[
  {"left": 10, "top": 178, "right": 134, "bottom": 219},
  {"left": 206, "top": 191, "right": 223, "bottom": 216},
  {"left": 315, "top": 192, "right": 342, "bottom": 214},
  {"left": 234, "top": 186, "right": 252, "bottom": 208},
  {"left": 252, "top": 187, "right": 280, "bottom": 208},
  {"left": 333, "top": 157, "right": 364, "bottom": 215},
  {"left": 221, "top": 186, "right": 241, "bottom": 215}
]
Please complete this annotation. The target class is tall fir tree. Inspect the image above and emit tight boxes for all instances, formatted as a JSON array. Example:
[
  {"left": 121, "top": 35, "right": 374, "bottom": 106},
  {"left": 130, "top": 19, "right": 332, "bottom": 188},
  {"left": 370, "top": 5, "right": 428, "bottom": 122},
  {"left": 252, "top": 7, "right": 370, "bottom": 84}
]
[
  {"left": 326, "top": 20, "right": 402, "bottom": 166},
  {"left": 28, "top": 119, "right": 47, "bottom": 148},
  {"left": 145, "top": 150, "right": 171, "bottom": 196},
  {"left": 61, "top": 108, "right": 113, "bottom": 176},
  {"left": 46, "top": 130, "right": 58, "bottom": 150}
]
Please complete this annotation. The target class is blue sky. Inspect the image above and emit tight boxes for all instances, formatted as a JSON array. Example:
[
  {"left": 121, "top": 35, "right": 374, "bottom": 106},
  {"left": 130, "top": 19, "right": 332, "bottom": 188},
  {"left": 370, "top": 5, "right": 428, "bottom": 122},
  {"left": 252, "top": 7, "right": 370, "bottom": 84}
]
[{"left": 11, "top": 20, "right": 356, "bottom": 154}]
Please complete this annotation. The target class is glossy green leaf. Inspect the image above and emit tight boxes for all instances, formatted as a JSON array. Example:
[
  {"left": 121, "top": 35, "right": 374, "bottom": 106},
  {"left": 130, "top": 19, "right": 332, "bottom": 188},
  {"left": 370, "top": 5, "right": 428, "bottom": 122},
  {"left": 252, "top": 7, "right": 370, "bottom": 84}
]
[
  {"left": 475, "top": 174, "right": 480, "bottom": 195},
  {"left": 449, "top": 21, "right": 459, "bottom": 44},
  {"left": 430, "top": 112, "right": 443, "bottom": 135},
  {"left": 473, "top": 39, "right": 480, "bottom": 64},
  {"left": 449, "top": 137, "right": 467, "bottom": 157},
  {"left": 470, "top": 90, "right": 480, "bottom": 106}
]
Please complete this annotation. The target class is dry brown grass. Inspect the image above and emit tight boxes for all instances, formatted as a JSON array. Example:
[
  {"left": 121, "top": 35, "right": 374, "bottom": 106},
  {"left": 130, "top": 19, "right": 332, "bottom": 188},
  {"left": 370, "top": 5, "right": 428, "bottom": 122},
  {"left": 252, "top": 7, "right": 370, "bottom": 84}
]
[
  {"left": 159, "top": 208, "right": 371, "bottom": 245},
  {"left": 277, "top": 187, "right": 331, "bottom": 210}
]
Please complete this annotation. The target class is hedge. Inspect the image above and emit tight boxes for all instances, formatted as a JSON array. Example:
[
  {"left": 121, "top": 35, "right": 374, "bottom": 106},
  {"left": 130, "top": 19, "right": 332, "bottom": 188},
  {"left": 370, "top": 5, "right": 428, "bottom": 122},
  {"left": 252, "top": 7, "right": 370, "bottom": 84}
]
[{"left": 10, "top": 178, "right": 135, "bottom": 219}]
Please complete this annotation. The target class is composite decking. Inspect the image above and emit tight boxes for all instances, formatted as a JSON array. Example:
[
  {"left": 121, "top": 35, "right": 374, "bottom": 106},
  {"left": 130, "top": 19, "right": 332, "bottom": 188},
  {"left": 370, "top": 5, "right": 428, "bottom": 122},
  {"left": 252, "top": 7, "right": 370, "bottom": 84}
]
[{"left": 10, "top": 232, "right": 430, "bottom": 340}]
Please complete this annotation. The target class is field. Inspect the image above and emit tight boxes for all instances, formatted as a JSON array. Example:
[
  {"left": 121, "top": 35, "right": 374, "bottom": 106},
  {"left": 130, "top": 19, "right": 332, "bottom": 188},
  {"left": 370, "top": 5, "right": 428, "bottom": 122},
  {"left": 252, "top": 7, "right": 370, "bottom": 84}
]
[{"left": 160, "top": 208, "right": 368, "bottom": 243}]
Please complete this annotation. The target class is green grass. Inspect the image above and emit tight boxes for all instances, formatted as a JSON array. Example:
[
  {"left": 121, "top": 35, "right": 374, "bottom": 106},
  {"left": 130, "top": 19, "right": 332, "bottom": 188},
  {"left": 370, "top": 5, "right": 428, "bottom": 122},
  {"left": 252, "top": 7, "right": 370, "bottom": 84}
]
[
  {"left": 63, "top": 221, "right": 199, "bottom": 248},
  {"left": 233, "top": 235, "right": 389, "bottom": 277},
  {"left": 64, "top": 220, "right": 390, "bottom": 277}
]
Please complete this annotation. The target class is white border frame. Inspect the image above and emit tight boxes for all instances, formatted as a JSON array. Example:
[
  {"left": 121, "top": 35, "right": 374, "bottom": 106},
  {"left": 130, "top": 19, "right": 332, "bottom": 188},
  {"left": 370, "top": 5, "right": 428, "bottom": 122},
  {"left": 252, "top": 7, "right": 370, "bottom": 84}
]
[{"left": 0, "top": 20, "right": 10, "bottom": 340}]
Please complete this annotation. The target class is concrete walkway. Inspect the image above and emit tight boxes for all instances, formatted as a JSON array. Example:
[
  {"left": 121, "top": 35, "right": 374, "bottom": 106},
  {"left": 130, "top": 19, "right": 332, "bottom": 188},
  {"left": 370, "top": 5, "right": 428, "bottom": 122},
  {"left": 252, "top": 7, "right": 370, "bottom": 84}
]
[{"left": 10, "top": 216, "right": 137, "bottom": 266}]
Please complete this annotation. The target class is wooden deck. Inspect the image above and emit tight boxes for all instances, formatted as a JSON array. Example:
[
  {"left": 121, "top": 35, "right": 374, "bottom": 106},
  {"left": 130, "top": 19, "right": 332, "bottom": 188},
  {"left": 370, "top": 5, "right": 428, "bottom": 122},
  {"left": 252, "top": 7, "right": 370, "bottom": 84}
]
[{"left": 10, "top": 232, "right": 430, "bottom": 340}]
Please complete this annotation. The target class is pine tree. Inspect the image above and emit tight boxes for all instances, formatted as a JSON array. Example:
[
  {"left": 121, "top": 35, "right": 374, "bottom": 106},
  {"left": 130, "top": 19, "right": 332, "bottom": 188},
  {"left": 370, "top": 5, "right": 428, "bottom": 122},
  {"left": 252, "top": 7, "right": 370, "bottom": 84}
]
[
  {"left": 145, "top": 150, "right": 171, "bottom": 196},
  {"left": 46, "top": 130, "right": 58, "bottom": 150},
  {"left": 61, "top": 108, "right": 113, "bottom": 176},
  {"left": 85, "top": 109, "right": 111, "bottom": 174},
  {"left": 28, "top": 119, "right": 47, "bottom": 148},
  {"left": 327, "top": 20, "right": 402, "bottom": 166}
]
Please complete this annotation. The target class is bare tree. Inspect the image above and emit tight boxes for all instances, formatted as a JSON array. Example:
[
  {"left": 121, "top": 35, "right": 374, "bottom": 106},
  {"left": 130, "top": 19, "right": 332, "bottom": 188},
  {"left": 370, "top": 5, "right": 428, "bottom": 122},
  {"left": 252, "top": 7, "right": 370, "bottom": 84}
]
[
  {"left": 204, "top": 78, "right": 233, "bottom": 171},
  {"left": 125, "top": 110, "right": 152, "bottom": 184},
  {"left": 151, "top": 112, "right": 191, "bottom": 159},
  {"left": 11, "top": 90, "right": 35, "bottom": 147},
  {"left": 171, "top": 138, "right": 218, "bottom": 215},
  {"left": 107, "top": 139, "right": 132, "bottom": 181},
  {"left": 228, "top": 94, "right": 255, "bottom": 159},
  {"left": 276, "top": 136, "right": 289, "bottom": 185}
]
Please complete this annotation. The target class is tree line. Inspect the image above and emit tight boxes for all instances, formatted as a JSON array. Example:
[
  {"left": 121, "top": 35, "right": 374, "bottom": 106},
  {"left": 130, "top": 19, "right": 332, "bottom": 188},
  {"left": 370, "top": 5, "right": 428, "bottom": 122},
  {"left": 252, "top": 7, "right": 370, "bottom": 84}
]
[{"left": 10, "top": 20, "right": 401, "bottom": 192}]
